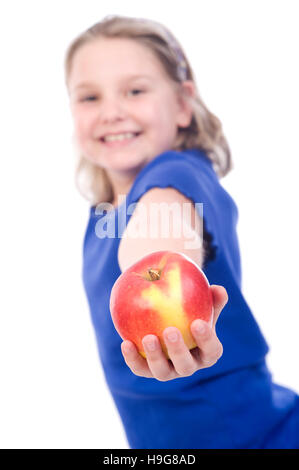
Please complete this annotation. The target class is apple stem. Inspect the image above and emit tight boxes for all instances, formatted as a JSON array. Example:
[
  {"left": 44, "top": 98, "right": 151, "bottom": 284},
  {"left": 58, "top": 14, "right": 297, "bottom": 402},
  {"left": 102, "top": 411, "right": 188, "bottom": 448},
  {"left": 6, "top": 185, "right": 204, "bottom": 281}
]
[{"left": 147, "top": 268, "right": 161, "bottom": 281}]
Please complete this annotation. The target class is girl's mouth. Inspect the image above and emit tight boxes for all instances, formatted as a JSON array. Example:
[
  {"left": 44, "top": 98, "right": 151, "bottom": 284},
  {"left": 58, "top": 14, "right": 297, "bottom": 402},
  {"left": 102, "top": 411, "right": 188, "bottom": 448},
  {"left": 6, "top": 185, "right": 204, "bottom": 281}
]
[{"left": 100, "top": 132, "right": 141, "bottom": 146}]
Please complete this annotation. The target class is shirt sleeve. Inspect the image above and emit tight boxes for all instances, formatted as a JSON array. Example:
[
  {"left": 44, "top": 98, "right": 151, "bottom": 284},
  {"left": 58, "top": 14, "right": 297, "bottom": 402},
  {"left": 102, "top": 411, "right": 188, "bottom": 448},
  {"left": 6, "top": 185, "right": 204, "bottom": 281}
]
[{"left": 125, "top": 149, "right": 220, "bottom": 263}]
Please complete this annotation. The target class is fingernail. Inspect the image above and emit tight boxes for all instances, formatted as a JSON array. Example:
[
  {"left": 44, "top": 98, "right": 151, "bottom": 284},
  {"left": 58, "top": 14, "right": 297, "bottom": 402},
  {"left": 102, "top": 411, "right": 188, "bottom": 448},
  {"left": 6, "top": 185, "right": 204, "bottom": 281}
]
[
  {"left": 144, "top": 338, "right": 157, "bottom": 351},
  {"left": 167, "top": 330, "right": 178, "bottom": 343},
  {"left": 122, "top": 342, "right": 132, "bottom": 354},
  {"left": 194, "top": 321, "right": 206, "bottom": 335}
]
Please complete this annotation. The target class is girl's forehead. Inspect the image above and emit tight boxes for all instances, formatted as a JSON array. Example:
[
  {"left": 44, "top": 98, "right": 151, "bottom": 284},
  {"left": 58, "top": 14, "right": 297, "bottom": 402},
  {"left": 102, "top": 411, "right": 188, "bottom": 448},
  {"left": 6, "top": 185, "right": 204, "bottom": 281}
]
[{"left": 71, "top": 37, "right": 166, "bottom": 78}]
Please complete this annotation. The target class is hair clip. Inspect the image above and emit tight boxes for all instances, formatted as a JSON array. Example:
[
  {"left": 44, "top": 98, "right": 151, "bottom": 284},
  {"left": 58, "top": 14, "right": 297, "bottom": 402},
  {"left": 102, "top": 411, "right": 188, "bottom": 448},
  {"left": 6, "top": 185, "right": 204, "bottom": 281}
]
[
  {"left": 162, "top": 29, "right": 188, "bottom": 81},
  {"left": 138, "top": 18, "right": 188, "bottom": 81}
]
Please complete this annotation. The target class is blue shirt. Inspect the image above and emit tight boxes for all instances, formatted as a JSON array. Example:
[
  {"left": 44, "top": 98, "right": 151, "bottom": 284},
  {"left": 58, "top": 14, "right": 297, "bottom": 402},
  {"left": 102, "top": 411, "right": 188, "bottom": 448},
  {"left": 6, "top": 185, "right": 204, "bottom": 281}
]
[{"left": 82, "top": 148, "right": 299, "bottom": 448}]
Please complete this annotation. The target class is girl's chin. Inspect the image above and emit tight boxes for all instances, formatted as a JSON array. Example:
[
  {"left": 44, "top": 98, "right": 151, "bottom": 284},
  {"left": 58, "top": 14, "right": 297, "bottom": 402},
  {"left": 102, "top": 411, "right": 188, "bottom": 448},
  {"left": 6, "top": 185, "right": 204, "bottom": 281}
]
[
  {"left": 85, "top": 149, "right": 155, "bottom": 172},
  {"left": 99, "top": 157, "right": 151, "bottom": 173},
  {"left": 105, "top": 163, "right": 145, "bottom": 176}
]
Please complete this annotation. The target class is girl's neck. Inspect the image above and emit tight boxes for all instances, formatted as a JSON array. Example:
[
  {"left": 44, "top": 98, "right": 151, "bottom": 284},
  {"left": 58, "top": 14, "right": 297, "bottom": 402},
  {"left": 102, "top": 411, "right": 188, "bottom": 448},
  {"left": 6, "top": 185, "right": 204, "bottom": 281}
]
[
  {"left": 106, "top": 164, "right": 145, "bottom": 207},
  {"left": 108, "top": 173, "right": 136, "bottom": 208}
]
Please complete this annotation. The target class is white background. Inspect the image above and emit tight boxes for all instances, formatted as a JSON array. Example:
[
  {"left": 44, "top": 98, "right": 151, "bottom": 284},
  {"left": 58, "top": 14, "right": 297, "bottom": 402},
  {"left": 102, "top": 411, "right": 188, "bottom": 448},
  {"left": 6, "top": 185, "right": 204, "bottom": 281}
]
[{"left": 0, "top": 0, "right": 298, "bottom": 449}]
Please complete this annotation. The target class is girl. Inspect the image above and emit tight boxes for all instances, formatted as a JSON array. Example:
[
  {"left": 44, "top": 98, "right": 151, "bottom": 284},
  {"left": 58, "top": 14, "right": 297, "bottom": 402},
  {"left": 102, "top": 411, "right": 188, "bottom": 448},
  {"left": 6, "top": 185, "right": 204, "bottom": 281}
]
[{"left": 64, "top": 15, "right": 299, "bottom": 449}]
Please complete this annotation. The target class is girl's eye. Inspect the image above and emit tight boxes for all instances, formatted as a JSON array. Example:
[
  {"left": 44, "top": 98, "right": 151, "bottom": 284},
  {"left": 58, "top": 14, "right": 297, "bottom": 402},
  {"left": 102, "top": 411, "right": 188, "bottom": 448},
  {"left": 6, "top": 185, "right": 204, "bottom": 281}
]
[
  {"left": 128, "top": 89, "right": 144, "bottom": 96},
  {"left": 78, "top": 89, "right": 145, "bottom": 102},
  {"left": 81, "top": 96, "right": 97, "bottom": 102}
]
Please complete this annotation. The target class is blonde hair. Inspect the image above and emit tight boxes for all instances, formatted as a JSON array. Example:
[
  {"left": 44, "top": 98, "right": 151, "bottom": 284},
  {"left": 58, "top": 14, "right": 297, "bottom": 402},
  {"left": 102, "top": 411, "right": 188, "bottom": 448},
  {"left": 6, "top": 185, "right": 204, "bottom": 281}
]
[{"left": 64, "top": 15, "right": 233, "bottom": 206}]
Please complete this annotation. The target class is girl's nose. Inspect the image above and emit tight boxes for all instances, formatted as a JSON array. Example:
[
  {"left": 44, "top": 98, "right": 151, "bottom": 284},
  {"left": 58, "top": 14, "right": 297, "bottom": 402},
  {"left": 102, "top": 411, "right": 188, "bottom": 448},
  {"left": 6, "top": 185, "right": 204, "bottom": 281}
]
[{"left": 99, "top": 97, "right": 126, "bottom": 123}]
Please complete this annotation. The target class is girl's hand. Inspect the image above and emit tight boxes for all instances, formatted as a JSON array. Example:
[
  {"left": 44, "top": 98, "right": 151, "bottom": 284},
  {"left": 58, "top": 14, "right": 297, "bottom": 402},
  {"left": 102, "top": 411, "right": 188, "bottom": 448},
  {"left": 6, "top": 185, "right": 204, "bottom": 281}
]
[{"left": 120, "top": 285, "right": 228, "bottom": 381}]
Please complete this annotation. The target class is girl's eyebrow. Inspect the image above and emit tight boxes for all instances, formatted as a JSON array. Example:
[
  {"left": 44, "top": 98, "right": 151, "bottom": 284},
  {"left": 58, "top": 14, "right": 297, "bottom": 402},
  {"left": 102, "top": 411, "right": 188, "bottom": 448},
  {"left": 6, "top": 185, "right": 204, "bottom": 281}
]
[{"left": 74, "top": 74, "right": 153, "bottom": 90}]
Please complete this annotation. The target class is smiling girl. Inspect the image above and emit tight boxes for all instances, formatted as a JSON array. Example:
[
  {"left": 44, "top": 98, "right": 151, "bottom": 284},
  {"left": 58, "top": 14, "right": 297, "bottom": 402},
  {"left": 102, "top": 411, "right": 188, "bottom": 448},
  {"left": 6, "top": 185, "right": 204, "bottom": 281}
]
[{"left": 64, "top": 15, "right": 299, "bottom": 449}]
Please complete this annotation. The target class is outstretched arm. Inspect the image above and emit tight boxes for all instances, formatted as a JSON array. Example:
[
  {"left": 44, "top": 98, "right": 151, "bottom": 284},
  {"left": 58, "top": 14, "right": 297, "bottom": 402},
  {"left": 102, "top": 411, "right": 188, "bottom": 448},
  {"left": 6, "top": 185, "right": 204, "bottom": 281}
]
[{"left": 117, "top": 187, "right": 227, "bottom": 380}]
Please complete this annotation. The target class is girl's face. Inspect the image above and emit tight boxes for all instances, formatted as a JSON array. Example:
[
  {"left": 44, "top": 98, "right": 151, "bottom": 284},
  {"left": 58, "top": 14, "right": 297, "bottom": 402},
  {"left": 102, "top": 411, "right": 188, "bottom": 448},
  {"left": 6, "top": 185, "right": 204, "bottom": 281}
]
[{"left": 68, "top": 37, "right": 193, "bottom": 183}]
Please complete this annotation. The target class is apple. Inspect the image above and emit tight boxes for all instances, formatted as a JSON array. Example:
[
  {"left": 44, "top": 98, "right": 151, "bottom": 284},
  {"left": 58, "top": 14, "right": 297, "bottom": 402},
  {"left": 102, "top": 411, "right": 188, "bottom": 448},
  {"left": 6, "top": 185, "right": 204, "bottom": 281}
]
[{"left": 110, "top": 251, "right": 213, "bottom": 359}]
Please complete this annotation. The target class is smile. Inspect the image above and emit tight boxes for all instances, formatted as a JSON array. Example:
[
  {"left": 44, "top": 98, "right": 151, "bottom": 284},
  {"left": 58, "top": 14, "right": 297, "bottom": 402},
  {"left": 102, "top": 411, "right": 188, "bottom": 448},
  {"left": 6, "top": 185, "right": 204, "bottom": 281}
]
[{"left": 100, "top": 132, "right": 141, "bottom": 146}]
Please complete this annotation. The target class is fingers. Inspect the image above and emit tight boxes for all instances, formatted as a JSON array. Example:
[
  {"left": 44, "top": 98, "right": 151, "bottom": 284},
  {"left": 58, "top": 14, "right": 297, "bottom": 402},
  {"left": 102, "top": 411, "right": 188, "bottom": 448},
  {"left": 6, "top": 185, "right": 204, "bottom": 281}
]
[
  {"left": 162, "top": 328, "right": 197, "bottom": 377},
  {"left": 121, "top": 340, "right": 154, "bottom": 378},
  {"left": 190, "top": 319, "right": 223, "bottom": 368},
  {"left": 142, "top": 334, "right": 177, "bottom": 381},
  {"left": 121, "top": 337, "right": 182, "bottom": 381},
  {"left": 143, "top": 323, "right": 222, "bottom": 379},
  {"left": 123, "top": 331, "right": 198, "bottom": 381},
  {"left": 210, "top": 285, "right": 228, "bottom": 328}
]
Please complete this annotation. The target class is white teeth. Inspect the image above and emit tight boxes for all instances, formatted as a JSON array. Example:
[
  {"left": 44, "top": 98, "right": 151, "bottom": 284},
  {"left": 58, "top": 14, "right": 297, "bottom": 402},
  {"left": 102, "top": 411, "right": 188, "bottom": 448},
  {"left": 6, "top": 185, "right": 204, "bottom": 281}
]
[{"left": 103, "top": 132, "right": 138, "bottom": 142}]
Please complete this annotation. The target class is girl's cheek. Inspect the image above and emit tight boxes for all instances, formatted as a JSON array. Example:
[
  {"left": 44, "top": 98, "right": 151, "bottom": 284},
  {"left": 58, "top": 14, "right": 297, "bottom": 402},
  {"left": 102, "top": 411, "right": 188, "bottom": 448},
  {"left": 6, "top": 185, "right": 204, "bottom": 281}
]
[
  {"left": 74, "top": 110, "right": 94, "bottom": 136},
  {"left": 73, "top": 118, "right": 85, "bottom": 140},
  {"left": 136, "top": 99, "right": 160, "bottom": 121}
]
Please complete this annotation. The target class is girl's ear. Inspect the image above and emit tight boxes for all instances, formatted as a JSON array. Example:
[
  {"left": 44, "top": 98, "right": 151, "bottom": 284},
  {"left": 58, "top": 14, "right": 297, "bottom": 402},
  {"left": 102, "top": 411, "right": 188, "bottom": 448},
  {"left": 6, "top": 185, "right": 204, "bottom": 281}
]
[{"left": 176, "top": 80, "right": 196, "bottom": 128}]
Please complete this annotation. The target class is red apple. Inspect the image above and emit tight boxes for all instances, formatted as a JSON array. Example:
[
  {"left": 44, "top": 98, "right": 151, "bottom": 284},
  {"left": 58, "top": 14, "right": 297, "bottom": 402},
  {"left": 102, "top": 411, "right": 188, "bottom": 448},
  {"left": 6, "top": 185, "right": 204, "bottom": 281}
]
[{"left": 110, "top": 251, "right": 213, "bottom": 359}]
